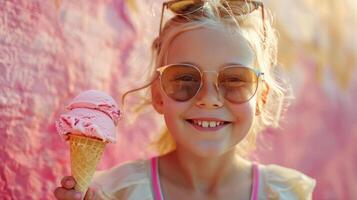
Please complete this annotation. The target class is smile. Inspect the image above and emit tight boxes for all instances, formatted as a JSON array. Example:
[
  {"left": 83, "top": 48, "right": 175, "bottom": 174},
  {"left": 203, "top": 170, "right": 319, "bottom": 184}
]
[{"left": 186, "top": 119, "right": 231, "bottom": 132}]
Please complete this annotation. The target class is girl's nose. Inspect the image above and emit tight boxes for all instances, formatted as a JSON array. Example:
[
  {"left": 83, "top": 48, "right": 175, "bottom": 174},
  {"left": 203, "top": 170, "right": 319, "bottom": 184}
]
[{"left": 195, "top": 76, "right": 224, "bottom": 109}]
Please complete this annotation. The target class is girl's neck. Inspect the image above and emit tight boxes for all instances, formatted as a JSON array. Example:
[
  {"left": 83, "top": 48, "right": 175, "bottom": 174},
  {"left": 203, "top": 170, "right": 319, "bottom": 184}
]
[{"left": 159, "top": 147, "right": 247, "bottom": 193}]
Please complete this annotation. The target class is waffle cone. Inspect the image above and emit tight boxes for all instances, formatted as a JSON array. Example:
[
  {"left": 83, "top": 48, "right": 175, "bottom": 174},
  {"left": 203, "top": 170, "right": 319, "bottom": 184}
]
[{"left": 69, "top": 134, "right": 106, "bottom": 195}]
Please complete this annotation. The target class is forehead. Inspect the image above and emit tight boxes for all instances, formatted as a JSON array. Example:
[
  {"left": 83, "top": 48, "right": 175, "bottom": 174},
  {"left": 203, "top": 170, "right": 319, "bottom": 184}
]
[{"left": 166, "top": 26, "right": 254, "bottom": 69}]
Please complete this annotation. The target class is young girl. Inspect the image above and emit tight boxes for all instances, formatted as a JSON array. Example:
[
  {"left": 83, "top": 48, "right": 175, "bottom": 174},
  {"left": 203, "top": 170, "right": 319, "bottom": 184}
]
[{"left": 54, "top": 0, "right": 316, "bottom": 199}]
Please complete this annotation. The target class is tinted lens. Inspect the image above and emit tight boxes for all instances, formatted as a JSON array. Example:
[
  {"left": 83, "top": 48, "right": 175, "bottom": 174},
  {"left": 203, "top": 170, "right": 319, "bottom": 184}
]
[
  {"left": 218, "top": 67, "right": 259, "bottom": 103},
  {"left": 168, "top": 0, "right": 203, "bottom": 14},
  {"left": 227, "top": 1, "right": 260, "bottom": 15},
  {"left": 161, "top": 65, "right": 201, "bottom": 101}
]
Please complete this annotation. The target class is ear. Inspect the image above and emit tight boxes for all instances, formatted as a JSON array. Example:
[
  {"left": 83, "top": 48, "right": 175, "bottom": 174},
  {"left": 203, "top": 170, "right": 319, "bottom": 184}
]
[{"left": 151, "top": 80, "right": 164, "bottom": 114}]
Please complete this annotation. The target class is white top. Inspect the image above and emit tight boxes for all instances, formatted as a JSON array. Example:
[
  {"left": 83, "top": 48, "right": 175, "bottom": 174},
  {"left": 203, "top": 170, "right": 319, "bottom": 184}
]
[{"left": 90, "top": 158, "right": 316, "bottom": 200}]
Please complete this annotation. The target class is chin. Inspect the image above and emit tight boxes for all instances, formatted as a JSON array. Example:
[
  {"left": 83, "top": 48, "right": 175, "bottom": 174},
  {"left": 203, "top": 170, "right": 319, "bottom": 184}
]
[{"left": 189, "top": 142, "right": 233, "bottom": 158}]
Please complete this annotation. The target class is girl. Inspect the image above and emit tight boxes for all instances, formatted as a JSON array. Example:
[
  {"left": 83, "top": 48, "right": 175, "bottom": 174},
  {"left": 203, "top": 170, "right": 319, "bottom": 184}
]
[{"left": 54, "top": 0, "right": 316, "bottom": 199}]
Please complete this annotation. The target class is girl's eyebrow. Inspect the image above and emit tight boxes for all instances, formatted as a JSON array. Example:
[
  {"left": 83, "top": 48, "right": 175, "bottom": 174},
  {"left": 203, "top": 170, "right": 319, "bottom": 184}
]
[
  {"left": 173, "top": 61, "right": 247, "bottom": 68},
  {"left": 175, "top": 61, "right": 197, "bottom": 66},
  {"left": 222, "top": 62, "right": 247, "bottom": 67}
]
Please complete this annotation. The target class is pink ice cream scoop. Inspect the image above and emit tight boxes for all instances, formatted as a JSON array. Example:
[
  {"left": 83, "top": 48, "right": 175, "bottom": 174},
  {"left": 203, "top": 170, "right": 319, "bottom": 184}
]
[{"left": 56, "top": 90, "right": 120, "bottom": 143}]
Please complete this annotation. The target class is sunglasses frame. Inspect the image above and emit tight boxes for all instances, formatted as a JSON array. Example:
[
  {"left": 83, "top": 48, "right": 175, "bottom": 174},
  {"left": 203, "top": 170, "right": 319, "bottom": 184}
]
[
  {"left": 156, "top": 63, "right": 264, "bottom": 104},
  {"left": 159, "top": 0, "right": 266, "bottom": 42}
]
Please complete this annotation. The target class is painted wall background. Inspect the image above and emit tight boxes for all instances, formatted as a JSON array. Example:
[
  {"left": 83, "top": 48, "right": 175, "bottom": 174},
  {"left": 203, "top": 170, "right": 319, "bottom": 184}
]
[{"left": 0, "top": 0, "right": 356, "bottom": 199}]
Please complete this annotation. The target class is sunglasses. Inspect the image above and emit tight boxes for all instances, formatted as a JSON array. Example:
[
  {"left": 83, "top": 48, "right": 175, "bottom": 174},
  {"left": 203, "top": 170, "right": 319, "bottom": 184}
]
[
  {"left": 159, "top": 0, "right": 266, "bottom": 40},
  {"left": 156, "top": 63, "right": 264, "bottom": 104}
]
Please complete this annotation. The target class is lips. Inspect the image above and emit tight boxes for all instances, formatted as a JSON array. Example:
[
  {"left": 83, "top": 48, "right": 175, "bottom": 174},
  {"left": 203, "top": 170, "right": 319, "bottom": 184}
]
[
  {"left": 186, "top": 119, "right": 230, "bottom": 127},
  {"left": 185, "top": 118, "right": 232, "bottom": 132}
]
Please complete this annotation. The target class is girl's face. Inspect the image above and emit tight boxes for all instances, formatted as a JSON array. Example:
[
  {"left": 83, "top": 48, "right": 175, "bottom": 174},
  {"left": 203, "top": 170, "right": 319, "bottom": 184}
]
[{"left": 152, "top": 26, "right": 257, "bottom": 158}]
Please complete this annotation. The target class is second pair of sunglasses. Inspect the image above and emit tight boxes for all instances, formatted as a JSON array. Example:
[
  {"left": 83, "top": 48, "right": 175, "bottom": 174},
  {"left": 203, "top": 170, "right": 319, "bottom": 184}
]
[{"left": 159, "top": 0, "right": 266, "bottom": 40}]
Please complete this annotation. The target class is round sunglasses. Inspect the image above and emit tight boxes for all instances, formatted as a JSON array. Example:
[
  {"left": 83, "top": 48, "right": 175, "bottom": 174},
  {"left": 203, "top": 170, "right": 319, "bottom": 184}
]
[
  {"left": 159, "top": 0, "right": 266, "bottom": 41},
  {"left": 156, "top": 63, "right": 264, "bottom": 104}
]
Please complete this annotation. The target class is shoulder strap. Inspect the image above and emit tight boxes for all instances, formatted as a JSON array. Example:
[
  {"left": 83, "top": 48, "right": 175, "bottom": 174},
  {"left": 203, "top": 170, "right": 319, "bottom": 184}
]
[
  {"left": 151, "top": 157, "right": 164, "bottom": 200},
  {"left": 250, "top": 162, "right": 260, "bottom": 200}
]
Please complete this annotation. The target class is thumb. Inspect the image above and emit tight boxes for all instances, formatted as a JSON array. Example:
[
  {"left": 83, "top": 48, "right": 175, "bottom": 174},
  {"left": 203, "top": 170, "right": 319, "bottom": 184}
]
[{"left": 84, "top": 187, "right": 94, "bottom": 200}]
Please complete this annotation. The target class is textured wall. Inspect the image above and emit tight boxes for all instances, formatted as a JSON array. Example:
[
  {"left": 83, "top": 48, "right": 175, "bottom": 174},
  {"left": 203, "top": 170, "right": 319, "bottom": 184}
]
[
  {"left": 0, "top": 0, "right": 163, "bottom": 199},
  {"left": 0, "top": 0, "right": 356, "bottom": 199}
]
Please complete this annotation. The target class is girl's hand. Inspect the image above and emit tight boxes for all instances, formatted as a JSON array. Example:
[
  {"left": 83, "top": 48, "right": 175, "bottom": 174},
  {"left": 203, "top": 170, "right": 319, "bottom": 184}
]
[{"left": 54, "top": 176, "right": 96, "bottom": 200}]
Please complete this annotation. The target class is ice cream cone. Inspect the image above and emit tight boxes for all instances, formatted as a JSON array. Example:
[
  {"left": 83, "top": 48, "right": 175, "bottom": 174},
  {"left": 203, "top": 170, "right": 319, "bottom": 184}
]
[
  {"left": 56, "top": 90, "right": 120, "bottom": 198},
  {"left": 69, "top": 134, "right": 106, "bottom": 195}
]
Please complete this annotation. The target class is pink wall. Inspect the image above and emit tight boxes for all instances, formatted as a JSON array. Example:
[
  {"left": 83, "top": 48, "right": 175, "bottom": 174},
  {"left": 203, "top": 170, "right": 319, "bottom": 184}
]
[{"left": 1, "top": 0, "right": 356, "bottom": 199}]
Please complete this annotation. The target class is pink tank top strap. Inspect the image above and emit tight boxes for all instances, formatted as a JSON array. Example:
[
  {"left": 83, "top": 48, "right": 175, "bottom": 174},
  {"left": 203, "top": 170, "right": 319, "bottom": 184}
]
[
  {"left": 250, "top": 162, "right": 260, "bottom": 200},
  {"left": 151, "top": 157, "right": 164, "bottom": 200}
]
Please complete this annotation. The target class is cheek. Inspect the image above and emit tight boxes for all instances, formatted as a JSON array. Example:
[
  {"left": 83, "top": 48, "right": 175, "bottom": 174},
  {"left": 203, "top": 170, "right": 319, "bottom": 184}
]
[
  {"left": 162, "top": 105, "right": 184, "bottom": 141},
  {"left": 230, "top": 100, "right": 256, "bottom": 119},
  {"left": 228, "top": 100, "right": 257, "bottom": 135},
  {"left": 161, "top": 98, "right": 195, "bottom": 139},
  {"left": 162, "top": 98, "right": 187, "bottom": 124}
]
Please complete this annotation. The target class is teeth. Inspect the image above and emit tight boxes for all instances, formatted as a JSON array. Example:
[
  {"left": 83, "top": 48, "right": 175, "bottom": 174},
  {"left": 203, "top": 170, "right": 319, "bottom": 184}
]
[
  {"left": 192, "top": 120, "right": 224, "bottom": 128},
  {"left": 202, "top": 121, "right": 209, "bottom": 127}
]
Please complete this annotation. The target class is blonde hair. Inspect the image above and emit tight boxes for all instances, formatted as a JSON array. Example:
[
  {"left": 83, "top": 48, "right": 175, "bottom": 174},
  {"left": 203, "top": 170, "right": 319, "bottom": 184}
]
[{"left": 121, "top": 0, "right": 292, "bottom": 157}]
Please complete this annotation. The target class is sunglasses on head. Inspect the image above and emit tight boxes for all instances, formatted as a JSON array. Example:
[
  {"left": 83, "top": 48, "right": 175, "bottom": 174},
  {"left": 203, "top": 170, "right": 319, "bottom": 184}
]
[
  {"left": 159, "top": 0, "right": 266, "bottom": 40},
  {"left": 156, "top": 63, "right": 264, "bottom": 104}
]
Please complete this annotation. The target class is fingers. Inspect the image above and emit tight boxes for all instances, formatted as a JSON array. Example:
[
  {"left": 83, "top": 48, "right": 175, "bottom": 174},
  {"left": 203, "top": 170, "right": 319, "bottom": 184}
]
[
  {"left": 54, "top": 176, "right": 82, "bottom": 200},
  {"left": 84, "top": 188, "right": 94, "bottom": 200},
  {"left": 61, "top": 176, "right": 76, "bottom": 189},
  {"left": 54, "top": 187, "right": 82, "bottom": 200}
]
